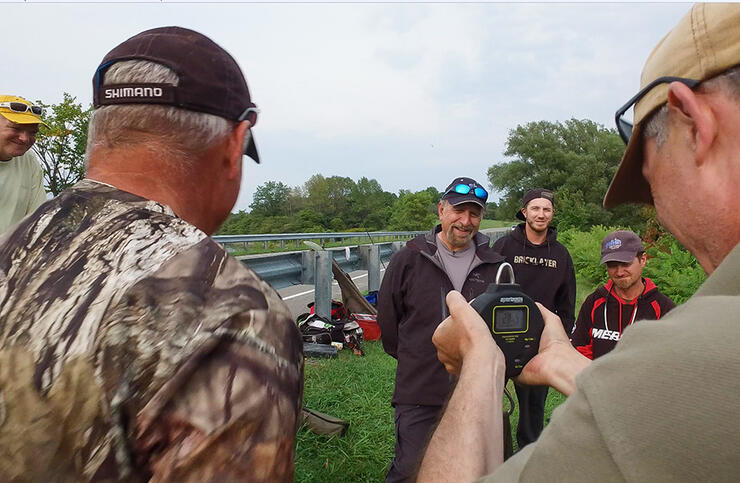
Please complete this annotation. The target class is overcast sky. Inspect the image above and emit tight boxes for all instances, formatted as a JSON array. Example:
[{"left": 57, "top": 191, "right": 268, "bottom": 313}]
[{"left": 4, "top": 1, "right": 690, "bottom": 211}]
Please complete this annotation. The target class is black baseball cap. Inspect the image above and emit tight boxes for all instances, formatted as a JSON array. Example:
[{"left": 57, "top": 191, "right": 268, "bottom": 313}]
[
  {"left": 601, "top": 230, "right": 645, "bottom": 264},
  {"left": 441, "top": 177, "right": 488, "bottom": 209},
  {"left": 92, "top": 26, "right": 260, "bottom": 163},
  {"left": 516, "top": 188, "right": 554, "bottom": 220}
]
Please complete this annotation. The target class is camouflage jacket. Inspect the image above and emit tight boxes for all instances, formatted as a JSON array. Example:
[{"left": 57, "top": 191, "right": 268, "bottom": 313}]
[{"left": 0, "top": 179, "right": 303, "bottom": 482}]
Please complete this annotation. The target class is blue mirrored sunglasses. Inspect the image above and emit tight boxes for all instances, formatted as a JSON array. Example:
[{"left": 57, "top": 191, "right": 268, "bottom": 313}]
[{"left": 444, "top": 183, "right": 488, "bottom": 201}]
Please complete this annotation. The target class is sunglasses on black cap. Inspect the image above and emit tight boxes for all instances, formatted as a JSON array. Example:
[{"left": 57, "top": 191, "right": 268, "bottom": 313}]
[
  {"left": 443, "top": 183, "right": 488, "bottom": 201},
  {"left": 238, "top": 106, "right": 259, "bottom": 127},
  {"left": 0, "top": 102, "right": 43, "bottom": 117},
  {"left": 614, "top": 76, "right": 701, "bottom": 145}
]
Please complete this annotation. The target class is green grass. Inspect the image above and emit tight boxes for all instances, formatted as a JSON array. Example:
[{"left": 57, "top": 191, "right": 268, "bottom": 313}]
[
  {"left": 480, "top": 219, "right": 518, "bottom": 229},
  {"left": 503, "top": 380, "right": 567, "bottom": 453},
  {"left": 296, "top": 340, "right": 571, "bottom": 481},
  {"left": 296, "top": 341, "right": 396, "bottom": 482}
]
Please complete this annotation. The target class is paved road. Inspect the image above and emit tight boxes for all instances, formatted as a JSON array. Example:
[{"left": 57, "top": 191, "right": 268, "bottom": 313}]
[{"left": 278, "top": 267, "right": 387, "bottom": 320}]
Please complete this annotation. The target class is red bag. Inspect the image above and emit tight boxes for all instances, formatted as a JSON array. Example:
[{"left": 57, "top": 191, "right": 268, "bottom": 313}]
[
  {"left": 307, "top": 300, "right": 348, "bottom": 321},
  {"left": 350, "top": 313, "right": 381, "bottom": 341}
]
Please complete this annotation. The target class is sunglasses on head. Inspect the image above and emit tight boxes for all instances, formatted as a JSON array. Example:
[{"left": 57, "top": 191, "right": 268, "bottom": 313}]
[
  {"left": 0, "top": 102, "right": 43, "bottom": 117},
  {"left": 238, "top": 106, "right": 259, "bottom": 127},
  {"left": 614, "top": 76, "right": 700, "bottom": 144},
  {"left": 444, "top": 183, "right": 488, "bottom": 201}
]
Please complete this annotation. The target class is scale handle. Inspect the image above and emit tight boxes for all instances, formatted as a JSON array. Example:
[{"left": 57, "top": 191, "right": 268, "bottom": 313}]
[{"left": 495, "top": 262, "right": 516, "bottom": 284}]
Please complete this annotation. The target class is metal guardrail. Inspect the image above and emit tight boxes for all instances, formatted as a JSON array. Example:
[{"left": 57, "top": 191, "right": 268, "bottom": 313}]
[
  {"left": 213, "top": 231, "right": 423, "bottom": 251},
  {"left": 212, "top": 227, "right": 510, "bottom": 319},
  {"left": 233, "top": 242, "right": 400, "bottom": 290}
]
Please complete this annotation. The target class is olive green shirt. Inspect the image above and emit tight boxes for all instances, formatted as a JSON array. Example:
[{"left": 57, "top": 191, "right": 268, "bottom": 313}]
[
  {"left": 0, "top": 150, "right": 46, "bottom": 233},
  {"left": 481, "top": 243, "right": 740, "bottom": 482}
]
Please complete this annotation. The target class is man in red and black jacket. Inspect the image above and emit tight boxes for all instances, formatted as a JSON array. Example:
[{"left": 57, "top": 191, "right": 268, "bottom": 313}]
[{"left": 571, "top": 230, "right": 675, "bottom": 360}]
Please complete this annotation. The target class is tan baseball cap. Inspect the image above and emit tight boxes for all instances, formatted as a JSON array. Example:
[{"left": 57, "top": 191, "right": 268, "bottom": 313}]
[{"left": 604, "top": 3, "right": 740, "bottom": 209}]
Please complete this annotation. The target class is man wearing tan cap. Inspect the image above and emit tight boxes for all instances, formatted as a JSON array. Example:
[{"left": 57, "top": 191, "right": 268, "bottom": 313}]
[
  {"left": 418, "top": 4, "right": 740, "bottom": 482},
  {"left": 0, "top": 95, "right": 48, "bottom": 233}
]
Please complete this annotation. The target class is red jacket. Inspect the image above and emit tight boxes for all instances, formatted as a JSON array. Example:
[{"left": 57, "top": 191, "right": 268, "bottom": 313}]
[{"left": 571, "top": 278, "right": 675, "bottom": 359}]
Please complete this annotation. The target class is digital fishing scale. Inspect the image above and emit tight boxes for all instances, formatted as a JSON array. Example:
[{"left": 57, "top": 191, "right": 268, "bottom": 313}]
[{"left": 470, "top": 262, "right": 544, "bottom": 378}]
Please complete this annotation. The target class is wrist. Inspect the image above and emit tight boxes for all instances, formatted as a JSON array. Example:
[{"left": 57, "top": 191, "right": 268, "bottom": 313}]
[
  {"left": 544, "top": 342, "right": 590, "bottom": 396},
  {"left": 463, "top": 340, "right": 506, "bottom": 385}
]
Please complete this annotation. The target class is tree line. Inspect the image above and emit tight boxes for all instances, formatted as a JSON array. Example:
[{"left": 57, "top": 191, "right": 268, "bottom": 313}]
[{"left": 30, "top": 93, "right": 657, "bottom": 236}]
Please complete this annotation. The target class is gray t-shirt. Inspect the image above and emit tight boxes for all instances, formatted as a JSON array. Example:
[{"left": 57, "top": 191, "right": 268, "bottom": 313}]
[{"left": 435, "top": 235, "right": 476, "bottom": 292}]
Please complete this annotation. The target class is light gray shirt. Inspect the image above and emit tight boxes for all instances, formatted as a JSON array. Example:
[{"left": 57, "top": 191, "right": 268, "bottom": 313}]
[{"left": 435, "top": 235, "right": 476, "bottom": 292}]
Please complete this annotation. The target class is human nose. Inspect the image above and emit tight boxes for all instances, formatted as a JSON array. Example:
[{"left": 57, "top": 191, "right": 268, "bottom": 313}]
[
  {"left": 18, "top": 130, "right": 33, "bottom": 144},
  {"left": 459, "top": 210, "right": 473, "bottom": 226}
]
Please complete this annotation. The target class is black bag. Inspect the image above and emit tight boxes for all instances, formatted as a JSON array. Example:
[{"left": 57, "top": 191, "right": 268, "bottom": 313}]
[{"left": 298, "top": 313, "right": 344, "bottom": 344}]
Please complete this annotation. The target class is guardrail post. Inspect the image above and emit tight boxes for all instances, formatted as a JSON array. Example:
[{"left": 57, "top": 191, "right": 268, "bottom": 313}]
[
  {"left": 359, "top": 245, "right": 381, "bottom": 293},
  {"left": 367, "top": 244, "right": 380, "bottom": 293},
  {"left": 314, "top": 251, "right": 332, "bottom": 320},
  {"left": 301, "top": 251, "right": 315, "bottom": 284}
]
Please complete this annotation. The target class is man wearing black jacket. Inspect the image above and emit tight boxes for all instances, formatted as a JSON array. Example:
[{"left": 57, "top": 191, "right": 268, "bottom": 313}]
[
  {"left": 572, "top": 230, "right": 675, "bottom": 359},
  {"left": 377, "top": 177, "right": 505, "bottom": 482},
  {"left": 492, "top": 188, "right": 575, "bottom": 449}
]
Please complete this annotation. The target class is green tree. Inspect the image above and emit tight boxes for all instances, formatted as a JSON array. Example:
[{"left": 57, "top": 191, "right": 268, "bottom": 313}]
[
  {"left": 33, "top": 93, "right": 92, "bottom": 195},
  {"left": 250, "top": 181, "right": 292, "bottom": 217},
  {"left": 347, "top": 177, "right": 396, "bottom": 230},
  {"left": 488, "top": 119, "right": 645, "bottom": 231},
  {"left": 304, "top": 174, "right": 356, "bottom": 227},
  {"left": 484, "top": 200, "right": 499, "bottom": 220},
  {"left": 388, "top": 189, "right": 439, "bottom": 231}
]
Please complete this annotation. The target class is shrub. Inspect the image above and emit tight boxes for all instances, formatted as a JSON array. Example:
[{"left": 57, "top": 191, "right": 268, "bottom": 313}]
[{"left": 644, "top": 237, "right": 706, "bottom": 304}]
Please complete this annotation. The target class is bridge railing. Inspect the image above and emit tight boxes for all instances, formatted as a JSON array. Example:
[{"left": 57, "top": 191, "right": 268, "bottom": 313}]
[
  {"left": 212, "top": 228, "right": 510, "bottom": 319},
  {"left": 214, "top": 231, "right": 422, "bottom": 251}
]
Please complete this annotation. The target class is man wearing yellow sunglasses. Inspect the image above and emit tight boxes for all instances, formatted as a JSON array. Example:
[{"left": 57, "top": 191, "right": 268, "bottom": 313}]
[{"left": 0, "top": 95, "right": 48, "bottom": 233}]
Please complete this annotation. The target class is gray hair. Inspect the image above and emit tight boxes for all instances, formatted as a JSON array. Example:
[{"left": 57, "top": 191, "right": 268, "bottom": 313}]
[
  {"left": 643, "top": 64, "right": 740, "bottom": 146},
  {"left": 86, "top": 60, "right": 234, "bottom": 166}
]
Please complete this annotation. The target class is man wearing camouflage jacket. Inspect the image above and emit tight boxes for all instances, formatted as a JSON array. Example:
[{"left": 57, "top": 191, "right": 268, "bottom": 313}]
[{"left": 0, "top": 27, "right": 302, "bottom": 481}]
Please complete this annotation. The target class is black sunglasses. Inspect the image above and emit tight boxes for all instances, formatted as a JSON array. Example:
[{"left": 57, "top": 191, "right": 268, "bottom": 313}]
[{"left": 614, "top": 76, "right": 701, "bottom": 144}]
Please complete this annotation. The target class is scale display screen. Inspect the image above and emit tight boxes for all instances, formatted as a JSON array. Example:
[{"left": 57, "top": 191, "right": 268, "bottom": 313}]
[{"left": 494, "top": 307, "right": 527, "bottom": 332}]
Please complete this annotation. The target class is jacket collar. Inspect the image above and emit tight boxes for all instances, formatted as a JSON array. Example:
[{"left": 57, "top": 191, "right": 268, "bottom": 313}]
[{"left": 602, "top": 277, "right": 657, "bottom": 304}]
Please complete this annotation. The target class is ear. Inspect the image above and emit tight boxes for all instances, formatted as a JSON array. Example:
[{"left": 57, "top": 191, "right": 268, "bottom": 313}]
[
  {"left": 223, "top": 120, "right": 250, "bottom": 180},
  {"left": 666, "top": 82, "right": 718, "bottom": 165},
  {"left": 438, "top": 202, "right": 445, "bottom": 218},
  {"left": 638, "top": 253, "right": 647, "bottom": 268}
]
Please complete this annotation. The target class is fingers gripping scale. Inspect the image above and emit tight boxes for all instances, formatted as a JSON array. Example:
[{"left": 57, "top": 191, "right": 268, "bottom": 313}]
[{"left": 470, "top": 262, "right": 544, "bottom": 378}]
